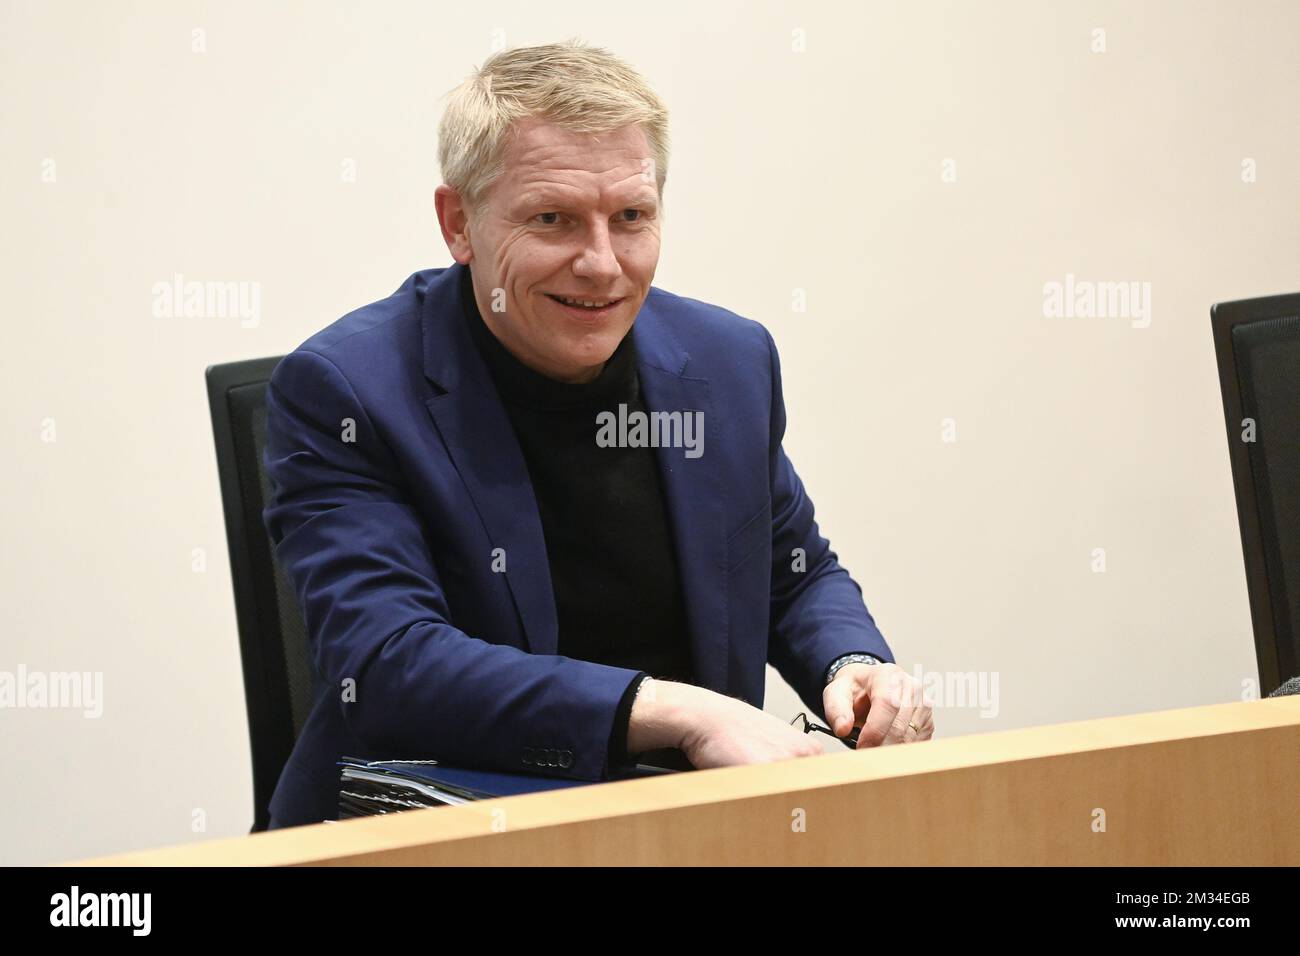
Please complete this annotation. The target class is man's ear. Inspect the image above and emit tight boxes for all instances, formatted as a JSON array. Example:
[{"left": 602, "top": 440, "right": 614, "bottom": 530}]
[{"left": 434, "top": 184, "right": 474, "bottom": 264}]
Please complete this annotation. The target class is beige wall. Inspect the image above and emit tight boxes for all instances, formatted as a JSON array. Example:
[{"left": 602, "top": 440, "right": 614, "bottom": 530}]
[{"left": 2, "top": 0, "right": 1296, "bottom": 865}]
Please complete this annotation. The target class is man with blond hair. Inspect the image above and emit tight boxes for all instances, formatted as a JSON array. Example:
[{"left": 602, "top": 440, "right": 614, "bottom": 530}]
[{"left": 262, "top": 40, "right": 932, "bottom": 829}]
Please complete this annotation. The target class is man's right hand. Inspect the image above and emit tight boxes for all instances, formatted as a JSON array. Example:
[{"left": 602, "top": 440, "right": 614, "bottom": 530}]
[{"left": 626, "top": 678, "right": 824, "bottom": 770}]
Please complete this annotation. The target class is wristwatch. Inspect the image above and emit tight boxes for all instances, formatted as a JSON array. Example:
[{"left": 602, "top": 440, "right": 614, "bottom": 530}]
[{"left": 824, "top": 653, "right": 883, "bottom": 685}]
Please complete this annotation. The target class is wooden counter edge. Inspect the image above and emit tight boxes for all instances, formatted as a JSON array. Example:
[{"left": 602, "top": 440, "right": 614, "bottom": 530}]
[{"left": 67, "top": 696, "right": 1300, "bottom": 866}]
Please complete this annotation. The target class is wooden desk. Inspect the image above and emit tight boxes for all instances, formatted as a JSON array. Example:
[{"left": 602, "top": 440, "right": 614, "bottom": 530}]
[{"left": 75, "top": 697, "right": 1300, "bottom": 866}]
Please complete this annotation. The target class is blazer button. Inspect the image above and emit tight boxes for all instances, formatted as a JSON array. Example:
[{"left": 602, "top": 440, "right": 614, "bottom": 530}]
[
  {"left": 522, "top": 746, "right": 534, "bottom": 765},
  {"left": 559, "top": 750, "right": 573, "bottom": 768}
]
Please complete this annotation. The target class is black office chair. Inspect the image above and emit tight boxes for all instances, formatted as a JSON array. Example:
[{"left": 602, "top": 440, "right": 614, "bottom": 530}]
[
  {"left": 1211, "top": 293, "right": 1300, "bottom": 697},
  {"left": 206, "top": 356, "right": 317, "bottom": 832}
]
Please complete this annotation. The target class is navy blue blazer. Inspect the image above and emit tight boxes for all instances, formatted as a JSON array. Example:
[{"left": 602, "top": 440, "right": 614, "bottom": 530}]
[{"left": 261, "top": 261, "right": 892, "bottom": 827}]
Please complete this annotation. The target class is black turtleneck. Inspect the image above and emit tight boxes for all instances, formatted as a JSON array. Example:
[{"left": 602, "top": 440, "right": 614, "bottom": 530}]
[{"left": 459, "top": 265, "right": 695, "bottom": 771}]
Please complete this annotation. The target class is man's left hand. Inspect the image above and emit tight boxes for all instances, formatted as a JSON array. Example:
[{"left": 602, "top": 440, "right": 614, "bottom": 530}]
[{"left": 823, "top": 663, "right": 934, "bottom": 747}]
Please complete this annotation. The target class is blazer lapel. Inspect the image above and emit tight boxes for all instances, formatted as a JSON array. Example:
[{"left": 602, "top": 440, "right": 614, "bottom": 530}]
[
  {"left": 421, "top": 263, "right": 559, "bottom": 655},
  {"left": 634, "top": 304, "right": 730, "bottom": 695}
]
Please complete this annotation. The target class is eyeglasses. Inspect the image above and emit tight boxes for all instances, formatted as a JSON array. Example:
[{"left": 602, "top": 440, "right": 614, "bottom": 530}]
[{"left": 790, "top": 712, "right": 860, "bottom": 748}]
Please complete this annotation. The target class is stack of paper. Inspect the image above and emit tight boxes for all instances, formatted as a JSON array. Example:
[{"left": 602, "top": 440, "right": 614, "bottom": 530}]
[{"left": 337, "top": 757, "right": 680, "bottom": 819}]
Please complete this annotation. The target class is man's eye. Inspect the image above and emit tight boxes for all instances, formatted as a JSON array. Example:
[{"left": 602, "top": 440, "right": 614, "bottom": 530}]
[
  {"left": 619, "top": 209, "right": 642, "bottom": 223},
  {"left": 534, "top": 212, "right": 561, "bottom": 225}
]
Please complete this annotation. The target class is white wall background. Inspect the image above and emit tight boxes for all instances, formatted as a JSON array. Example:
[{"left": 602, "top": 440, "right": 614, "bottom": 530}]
[{"left": 2, "top": 0, "right": 1296, "bottom": 865}]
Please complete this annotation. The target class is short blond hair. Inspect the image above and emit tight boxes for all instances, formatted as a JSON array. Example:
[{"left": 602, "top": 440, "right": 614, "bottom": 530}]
[{"left": 437, "top": 39, "right": 670, "bottom": 214}]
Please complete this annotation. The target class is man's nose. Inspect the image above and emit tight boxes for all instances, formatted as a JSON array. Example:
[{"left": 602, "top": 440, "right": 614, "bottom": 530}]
[{"left": 572, "top": 221, "right": 621, "bottom": 283}]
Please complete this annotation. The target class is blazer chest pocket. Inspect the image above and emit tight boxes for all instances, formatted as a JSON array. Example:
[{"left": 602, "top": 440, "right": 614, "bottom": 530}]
[{"left": 726, "top": 500, "right": 772, "bottom": 573}]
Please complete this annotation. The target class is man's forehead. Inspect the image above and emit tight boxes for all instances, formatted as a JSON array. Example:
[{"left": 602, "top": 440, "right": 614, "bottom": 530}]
[
  {"left": 502, "top": 161, "right": 658, "bottom": 210},
  {"left": 503, "top": 120, "right": 649, "bottom": 171},
  {"left": 489, "top": 119, "right": 656, "bottom": 208},
  {"left": 510, "top": 178, "right": 658, "bottom": 207}
]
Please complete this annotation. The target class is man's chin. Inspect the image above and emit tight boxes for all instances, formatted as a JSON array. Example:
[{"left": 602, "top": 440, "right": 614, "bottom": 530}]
[{"left": 548, "top": 333, "right": 627, "bottom": 382}]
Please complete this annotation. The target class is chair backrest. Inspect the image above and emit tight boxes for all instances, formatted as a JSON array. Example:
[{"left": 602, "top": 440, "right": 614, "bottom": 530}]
[
  {"left": 1211, "top": 293, "right": 1300, "bottom": 695},
  {"left": 205, "top": 356, "right": 317, "bottom": 832}
]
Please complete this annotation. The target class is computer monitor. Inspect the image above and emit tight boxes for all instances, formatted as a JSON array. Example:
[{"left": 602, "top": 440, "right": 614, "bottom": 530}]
[{"left": 1211, "top": 293, "right": 1300, "bottom": 695}]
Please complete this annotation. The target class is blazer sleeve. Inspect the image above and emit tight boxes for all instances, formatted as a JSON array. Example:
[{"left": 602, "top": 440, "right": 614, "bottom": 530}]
[
  {"left": 261, "top": 348, "right": 644, "bottom": 781},
  {"left": 760, "top": 328, "right": 895, "bottom": 723}
]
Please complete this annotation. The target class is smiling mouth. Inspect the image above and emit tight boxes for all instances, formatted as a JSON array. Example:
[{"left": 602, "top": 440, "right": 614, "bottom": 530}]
[{"left": 545, "top": 293, "right": 625, "bottom": 311}]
